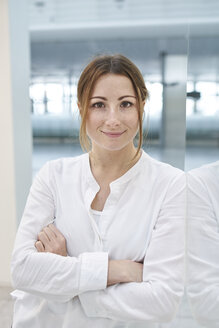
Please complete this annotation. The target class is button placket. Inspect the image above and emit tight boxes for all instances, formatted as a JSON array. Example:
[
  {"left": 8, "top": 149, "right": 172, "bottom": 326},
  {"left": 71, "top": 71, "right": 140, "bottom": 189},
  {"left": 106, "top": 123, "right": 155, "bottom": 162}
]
[{"left": 84, "top": 181, "right": 104, "bottom": 250}]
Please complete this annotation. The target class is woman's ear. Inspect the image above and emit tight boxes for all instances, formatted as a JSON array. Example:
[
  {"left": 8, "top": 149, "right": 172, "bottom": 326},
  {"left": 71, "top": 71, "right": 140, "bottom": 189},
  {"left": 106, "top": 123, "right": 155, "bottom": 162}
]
[
  {"left": 142, "top": 101, "right": 146, "bottom": 121},
  {"left": 77, "top": 102, "right": 82, "bottom": 114}
]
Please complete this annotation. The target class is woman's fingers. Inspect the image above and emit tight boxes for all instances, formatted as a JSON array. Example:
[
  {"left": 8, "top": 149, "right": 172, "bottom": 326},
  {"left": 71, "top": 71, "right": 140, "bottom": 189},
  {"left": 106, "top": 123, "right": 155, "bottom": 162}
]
[
  {"left": 48, "top": 224, "right": 67, "bottom": 247},
  {"left": 43, "top": 226, "right": 56, "bottom": 241},
  {"left": 37, "top": 231, "right": 50, "bottom": 247},
  {"left": 48, "top": 224, "right": 63, "bottom": 238},
  {"left": 36, "top": 224, "right": 67, "bottom": 257},
  {"left": 35, "top": 240, "right": 44, "bottom": 252}
]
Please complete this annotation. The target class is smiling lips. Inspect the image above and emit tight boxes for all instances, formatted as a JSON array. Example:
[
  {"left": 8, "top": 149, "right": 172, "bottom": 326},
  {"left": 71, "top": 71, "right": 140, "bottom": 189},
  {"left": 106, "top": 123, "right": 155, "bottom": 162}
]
[{"left": 102, "top": 131, "right": 125, "bottom": 138}]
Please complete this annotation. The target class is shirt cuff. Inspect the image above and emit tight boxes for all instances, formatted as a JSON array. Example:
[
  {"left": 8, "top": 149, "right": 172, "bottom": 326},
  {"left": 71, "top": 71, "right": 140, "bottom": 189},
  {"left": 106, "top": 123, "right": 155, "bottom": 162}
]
[
  {"left": 79, "top": 252, "right": 108, "bottom": 293},
  {"left": 79, "top": 290, "right": 103, "bottom": 317}
]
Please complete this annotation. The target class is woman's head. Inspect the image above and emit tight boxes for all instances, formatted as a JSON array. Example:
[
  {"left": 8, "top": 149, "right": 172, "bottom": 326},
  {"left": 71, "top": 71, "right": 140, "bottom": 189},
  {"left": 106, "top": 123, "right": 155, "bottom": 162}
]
[{"left": 77, "top": 54, "right": 149, "bottom": 157}]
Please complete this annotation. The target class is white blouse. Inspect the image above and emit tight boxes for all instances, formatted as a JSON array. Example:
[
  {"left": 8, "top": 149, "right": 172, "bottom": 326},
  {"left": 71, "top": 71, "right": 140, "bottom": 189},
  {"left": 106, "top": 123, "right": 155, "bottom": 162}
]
[
  {"left": 187, "top": 161, "right": 219, "bottom": 328},
  {"left": 11, "top": 150, "right": 186, "bottom": 328},
  {"left": 90, "top": 208, "right": 102, "bottom": 224}
]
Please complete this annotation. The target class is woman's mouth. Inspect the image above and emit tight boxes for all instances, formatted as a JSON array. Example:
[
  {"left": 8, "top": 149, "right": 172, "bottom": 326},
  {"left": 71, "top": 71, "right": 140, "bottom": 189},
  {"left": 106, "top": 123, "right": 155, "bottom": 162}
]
[{"left": 102, "top": 131, "right": 125, "bottom": 138}]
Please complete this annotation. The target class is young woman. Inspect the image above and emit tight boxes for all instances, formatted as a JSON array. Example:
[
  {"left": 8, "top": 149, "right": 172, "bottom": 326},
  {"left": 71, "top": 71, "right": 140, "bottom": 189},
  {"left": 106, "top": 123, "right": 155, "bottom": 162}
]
[{"left": 11, "top": 54, "right": 186, "bottom": 328}]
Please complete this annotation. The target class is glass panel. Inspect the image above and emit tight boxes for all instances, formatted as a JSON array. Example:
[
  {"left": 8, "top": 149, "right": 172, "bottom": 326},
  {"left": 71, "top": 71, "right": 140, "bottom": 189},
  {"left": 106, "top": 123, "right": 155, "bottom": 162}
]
[
  {"left": 185, "top": 35, "right": 219, "bottom": 170},
  {"left": 186, "top": 30, "right": 219, "bottom": 327}
]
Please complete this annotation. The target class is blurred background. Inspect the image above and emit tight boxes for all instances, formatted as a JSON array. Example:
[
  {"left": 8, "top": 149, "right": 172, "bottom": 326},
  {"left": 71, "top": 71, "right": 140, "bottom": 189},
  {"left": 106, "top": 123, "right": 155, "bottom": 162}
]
[{"left": 1, "top": 0, "right": 219, "bottom": 327}]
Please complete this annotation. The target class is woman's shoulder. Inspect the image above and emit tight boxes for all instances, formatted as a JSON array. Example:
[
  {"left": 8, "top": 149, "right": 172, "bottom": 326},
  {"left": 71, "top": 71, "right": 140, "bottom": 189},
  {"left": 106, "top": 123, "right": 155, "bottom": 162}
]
[
  {"left": 136, "top": 151, "right": 185, "bottom": 193},
  {"left": 37, "top": 153, "right": 88, "bottom": 178},
  {"left": 141, "top": 150, "right": 184, "bottom": 179},
  {"left": 136, "top": 151, "right": 185, "bottom": 196},
  {"left": 50, "top": 153, "right": 87, "bottom": 167}
]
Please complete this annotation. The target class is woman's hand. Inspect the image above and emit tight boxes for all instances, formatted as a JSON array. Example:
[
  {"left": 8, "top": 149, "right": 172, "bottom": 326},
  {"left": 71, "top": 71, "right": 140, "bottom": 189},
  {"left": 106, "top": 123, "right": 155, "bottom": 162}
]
[
  {"left": 35, "top": 224, "right": 67, "bottom": 256},
  {"left": 107, "top": 260, "right": 143, "bottom": 286}
]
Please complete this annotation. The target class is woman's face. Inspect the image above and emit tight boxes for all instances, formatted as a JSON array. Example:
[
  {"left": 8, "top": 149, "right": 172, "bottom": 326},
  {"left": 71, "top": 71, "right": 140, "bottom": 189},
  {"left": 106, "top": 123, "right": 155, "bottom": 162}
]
[{"left": 85, "top": 73, "right": 139, "bottom": 153}]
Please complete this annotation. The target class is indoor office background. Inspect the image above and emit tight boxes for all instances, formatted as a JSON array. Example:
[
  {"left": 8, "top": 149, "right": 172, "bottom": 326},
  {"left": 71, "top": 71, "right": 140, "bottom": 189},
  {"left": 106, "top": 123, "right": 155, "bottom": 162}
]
[{"left": 0, "top": 0, "right": 219, "bottom": 327}]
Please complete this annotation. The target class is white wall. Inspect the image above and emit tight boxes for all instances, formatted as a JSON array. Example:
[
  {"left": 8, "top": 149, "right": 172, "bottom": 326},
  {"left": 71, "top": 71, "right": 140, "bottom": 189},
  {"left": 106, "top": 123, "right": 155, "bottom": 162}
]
[{"left": 0, "top": 0, "right": 32, "bottom": 285}]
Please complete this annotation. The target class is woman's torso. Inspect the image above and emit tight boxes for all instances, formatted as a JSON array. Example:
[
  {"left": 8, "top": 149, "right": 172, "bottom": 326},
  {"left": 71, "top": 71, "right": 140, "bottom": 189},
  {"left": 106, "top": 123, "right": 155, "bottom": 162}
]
[{"left": 12, "top": 150, "right": 182, "bottom": 328}]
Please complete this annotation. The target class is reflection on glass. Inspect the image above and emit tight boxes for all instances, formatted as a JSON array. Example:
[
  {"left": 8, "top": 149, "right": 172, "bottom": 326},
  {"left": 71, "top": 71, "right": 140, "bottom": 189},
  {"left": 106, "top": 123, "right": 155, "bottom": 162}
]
[
  {"left": 187, "top": 162, "right": 219, "bottom": 328},
  {"left": 186, "top": 32, "right": 219, "bottom": 328}
]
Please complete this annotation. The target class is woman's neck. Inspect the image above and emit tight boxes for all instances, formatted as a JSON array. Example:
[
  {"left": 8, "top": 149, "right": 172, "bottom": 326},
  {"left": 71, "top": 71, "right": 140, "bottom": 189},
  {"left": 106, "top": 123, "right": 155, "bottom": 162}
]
[{"left": 89, "top": 143, "right": 141, "bottom": 184}]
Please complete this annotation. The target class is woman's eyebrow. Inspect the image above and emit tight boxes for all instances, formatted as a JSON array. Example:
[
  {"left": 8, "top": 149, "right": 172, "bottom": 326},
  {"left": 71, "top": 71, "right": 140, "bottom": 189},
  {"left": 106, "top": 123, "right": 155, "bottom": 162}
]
[
  {"left": 118, "top": 95, "right": 136, "bottom": 100},
  {"left": 90, "top": 96, "right": 107, "bottom": 100},
  {"left": 90, "top": 95, "right": 136, "bottom": 100}
]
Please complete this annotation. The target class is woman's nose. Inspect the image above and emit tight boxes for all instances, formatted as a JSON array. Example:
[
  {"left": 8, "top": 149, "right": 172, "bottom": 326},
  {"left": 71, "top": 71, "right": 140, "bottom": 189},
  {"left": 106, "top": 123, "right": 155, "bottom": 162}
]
[{"left": 105, "top": 108, "right": 120, "bottom": 127}]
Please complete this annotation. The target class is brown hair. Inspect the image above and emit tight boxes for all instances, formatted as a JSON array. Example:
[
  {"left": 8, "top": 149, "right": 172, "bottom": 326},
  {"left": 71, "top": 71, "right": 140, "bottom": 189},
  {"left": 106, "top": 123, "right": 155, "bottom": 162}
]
[{"left": 77, "top": 54, "right": 149, "bottom": 158}]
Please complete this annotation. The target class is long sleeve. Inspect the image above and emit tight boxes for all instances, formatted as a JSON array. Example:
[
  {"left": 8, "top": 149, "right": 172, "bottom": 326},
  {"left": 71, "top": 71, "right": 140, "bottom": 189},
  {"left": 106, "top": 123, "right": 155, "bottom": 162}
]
[
  {"left": 187, "top": 169, "right": 219, "bottom": 327},
  {"left": 11, "top": 161, "right": 108, "bottom": 302},
  {"left": 79, "top": 172, "right": 185, "bottom": 323}
]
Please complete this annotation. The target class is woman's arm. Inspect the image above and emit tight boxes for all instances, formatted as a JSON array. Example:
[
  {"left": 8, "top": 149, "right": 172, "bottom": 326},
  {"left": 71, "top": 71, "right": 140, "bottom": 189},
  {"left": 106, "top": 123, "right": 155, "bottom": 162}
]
[
  {"left": 78, "top": 172, "right": 186, "bottom": 323},
  {"left": 36, "top": 223, "right": 144, "bottom": 287},
  {"left": 11, "top": 162, "right": 109, "bottom": 302}
]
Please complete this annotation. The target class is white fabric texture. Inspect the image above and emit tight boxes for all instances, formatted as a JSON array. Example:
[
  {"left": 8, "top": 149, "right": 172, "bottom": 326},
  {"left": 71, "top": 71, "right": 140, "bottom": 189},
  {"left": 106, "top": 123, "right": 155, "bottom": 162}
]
[
  {"left": 90, "top": 208, "right": 102, "bottom": 224},
  {"left": 187, "top": 161, "right": 219, "bottom": 328},
  {"left": 11, "top": 150, "right": 185, "bottom": 328}
]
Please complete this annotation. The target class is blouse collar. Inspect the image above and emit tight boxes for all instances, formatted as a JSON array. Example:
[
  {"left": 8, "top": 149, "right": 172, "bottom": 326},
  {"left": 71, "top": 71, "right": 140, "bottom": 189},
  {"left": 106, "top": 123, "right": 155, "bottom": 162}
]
[{"left": 83, "top": 149, "right": 147, "bottom": 189}]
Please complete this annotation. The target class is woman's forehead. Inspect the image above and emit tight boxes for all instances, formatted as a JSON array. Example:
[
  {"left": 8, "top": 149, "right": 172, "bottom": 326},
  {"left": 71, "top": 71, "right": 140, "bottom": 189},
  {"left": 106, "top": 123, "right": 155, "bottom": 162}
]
[{"left": 91, "top": 73, "right": 135, "bottom": 96}]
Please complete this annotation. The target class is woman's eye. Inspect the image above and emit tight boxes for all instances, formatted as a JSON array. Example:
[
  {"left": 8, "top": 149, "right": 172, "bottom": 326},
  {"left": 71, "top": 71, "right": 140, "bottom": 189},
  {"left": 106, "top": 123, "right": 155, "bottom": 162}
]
[
  {"left": 120, "top": 101, "right": 133, "bottom": 108},
  {"left": 91, "top": 102, "right": 105, "bottom": 108}
]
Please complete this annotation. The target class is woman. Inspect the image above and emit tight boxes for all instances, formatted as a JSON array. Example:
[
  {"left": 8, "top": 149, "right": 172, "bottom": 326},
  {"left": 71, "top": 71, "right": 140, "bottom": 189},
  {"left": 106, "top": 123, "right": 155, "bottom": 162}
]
[{"left": 11, "top": 54, "right": 185, "bottom": 328}]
